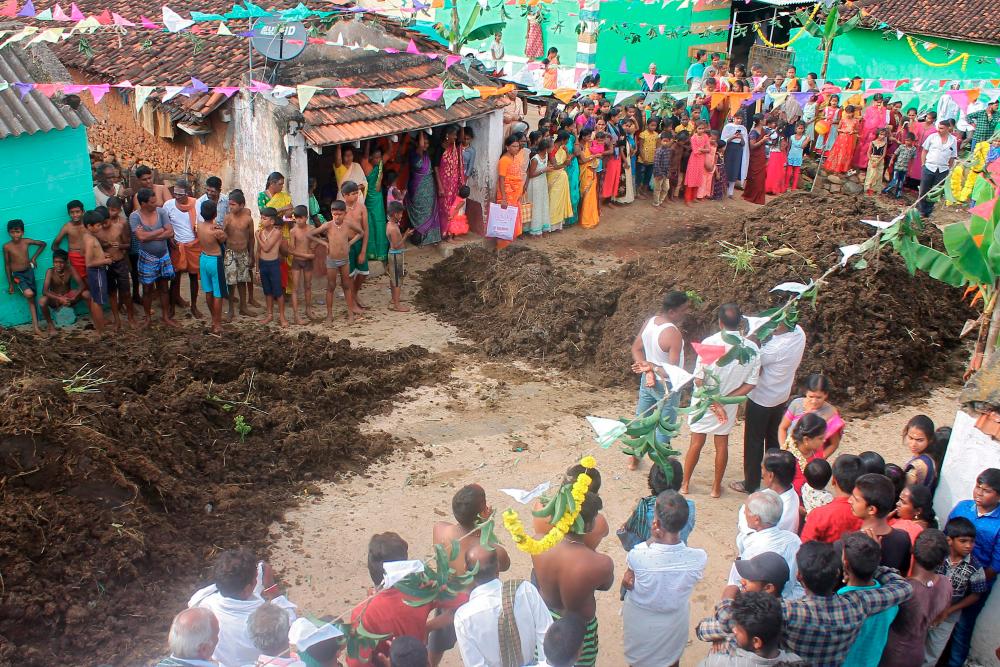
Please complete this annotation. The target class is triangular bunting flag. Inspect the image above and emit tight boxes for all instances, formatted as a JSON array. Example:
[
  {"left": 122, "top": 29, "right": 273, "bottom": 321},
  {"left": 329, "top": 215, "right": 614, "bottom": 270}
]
[
  {"left": 335, "top": 87, "right": 359, "bottom": 98},
  {"left": 552, "top": 87, "right": 576, "bottom": 104},
  {"left": 405, "top": 38, "right": 420, "bottom": 54},
  {"left": 189, "top": 77, "right": 209, "bottom": 94},
  {"left": 51, "top": 3, "right": 68, "bottom": 20},
  {"left": 691, "top": 342, "right": 727, "bottom": 366},
  {"left": 272, "top": 85, "right": 295, "bottom": 98},
  {"left": 360, "top": 89, "right": 382, "bottom": 104},
  {"left": 442, "top": 88, "right": 463, "bottom": 109},
  {"left": 17, "top": 0, "right": 35, "bottom": 17},
  {"left": 35, "top": 8, "right": 51, "bottom": 19},
  {"left": 617, "top": 55, "right": 627, "bottom": 74},
  {"left": 89, "top": 83, "right": 109, "bottom": 103},
  {"left": 213, "top": 86, "right": 240, "bottom": 98},
  {"left": 14, "top": 82, "right": 34, "bottom": 100},
  {"left": 34, "top": 83, "right": 59, "bottom": 97},
  {"left": 396, "top": 87, "right": 420, "bottom": 97},
  {"left": 249, "top": 80, "right": 272, "bottom": 93},
  {"left": 460, "top": 84, "right": 480, "bottom": 99},
  {"left": 380, "top": 89, "right": 403, "bottom": 105},
  {"left": 162, "top": 6, "right": 194, "bottom": 32},
  {"left": 62, "top": 84, "right": 87, "bottom": 94},
  {"left": 0, "top": 0, "right": 18, "bottom": 17},
  {"left": 419, "top": 87, "right": 443, "bottom": 101},
  {"left": 140, "top": 15, "right": 159, "bottom": 29},
  {"left": 113, "top": 80, "right": 134, "bottom": 88},
  {"left": 111, "top": 11, "right": 133, "bottom": 25},
  {"left": 217, "top": 21, "right": 231, "bottom": 35},
  {"left": 297, "top": 84, "right": 321, "bottom": 111},
  {"left": 134, "top": 85, "right": 155, "bottom": 110},
  {"left": 445, "top": 54, "right": 462, "bottom": 70},
  {"left": 643, "top": 73, "right": 656, "bottom": 89},
  {"left": 612, "top": 90, "right": 632, "bottom": 106},
  {"left": 95, "top": 8, "right": 111, "bottom": 24},
  {"left": 68, "top": 2, "right": 83, "bottom": 20},
  {"left": 161, "top": 86, "right": 185, "bottom": 102}
]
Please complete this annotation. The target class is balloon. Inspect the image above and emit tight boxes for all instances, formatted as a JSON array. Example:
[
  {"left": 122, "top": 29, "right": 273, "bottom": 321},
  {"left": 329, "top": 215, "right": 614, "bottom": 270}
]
[{"left": 815, "top": 120, "right": 831, "bottom": 136}]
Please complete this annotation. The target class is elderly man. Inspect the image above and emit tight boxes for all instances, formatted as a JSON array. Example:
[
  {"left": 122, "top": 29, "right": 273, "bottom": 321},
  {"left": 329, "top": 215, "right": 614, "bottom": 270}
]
[
  {"left": 157, "top": 607, "right": 220, "bottom": 667},
  {"left": 93, "top": 162, "right": 124, "bottom": 208},
  {"left": 918, "top": 121, "right": 958, "bottom": 218},
  {"left": 188, "top": 550, "right": 295, "bottom": 667},
  {"left": 246, "top": 603, "right": 304, "bottom": 666},
  {"left": 454, "top": 545, "right": 551, "bottom": 666},
  {"left": 728, "top": 490, "right": 803, "bottom": 599},
  {"left": 197, "top": 176, "right": 229, "bottom": 226},
  {"left": 162, "top": 178, "right": 203, "bottom": 318}
]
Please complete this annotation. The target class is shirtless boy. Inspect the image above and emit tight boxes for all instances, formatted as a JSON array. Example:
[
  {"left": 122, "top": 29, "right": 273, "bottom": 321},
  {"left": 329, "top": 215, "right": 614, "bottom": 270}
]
[
  {"left": 95, "top": 202, "right": 135, "bottom": 329},
  {"left": 385, "top": 201, "right": 412, "bottom": 312},
  {"left": 197, "top": 200, "right": 228, "bottom": 335},
  {"left": 222, "top": 189, "right": 256, "bottom": 320},
  {"left": 429, "top": 484, "right": 512, "bottom": 666},
  {"left": 82, "top": 211, "right": 113, "bottom": 340},
  {"left": 53, "top": 199, "right": 87, "bottom": 282},
  {"left": 255, "top": 207, "right": 288, "bottom": 327},
  {"left": 39, "top": 249, "right": 89, "bottom": 333},
  {"left": 309, "top": 200, "right": 363, "bottom": 323},
  {"left": 531, "top": 493, "right": 614, "bottom": 667},
  {"left": 3, "top": 219, "right": 46, "bottom": 335},
  {"left": 289, "top": 205, "right": 317, "bottom": 324},
  {"left": 131, "top": 164, "right": 171, "bottom": 209},
  {"left": 342, "top": 181, "right": 369, "bottom": 309}
]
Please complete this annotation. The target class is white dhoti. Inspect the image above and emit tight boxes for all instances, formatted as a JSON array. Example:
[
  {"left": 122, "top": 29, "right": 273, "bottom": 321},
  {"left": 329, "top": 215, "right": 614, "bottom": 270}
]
[{"left": 622, "top": 597, "right": 690, "bottom": 667}]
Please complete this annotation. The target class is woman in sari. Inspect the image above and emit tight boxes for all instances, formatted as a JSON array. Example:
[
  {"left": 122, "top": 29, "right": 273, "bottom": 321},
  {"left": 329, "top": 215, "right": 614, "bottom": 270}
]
[
  {"left": 614, "top": 121, "right": 637, "bottom": 204},
  {"left": 561, "top": 118, "right": 580, "bottom": 225},
  {"left": 720, "top": 118, "right": 749, "bottom": 198},
  {"left": 404, "top": 132, "right": 441, "bottom": 246},
  {"left": 258, "top": 171, "right": 294, "bottom": 296},
  {"left": 600, "top": 112, "right": 623, "bottom": 203},
  {"left": 548, "top": 131, "right": 572, "bottom": 231},
  {"left": 854, "top": 93, "right": 889, "bottom": 169},
  {"left": 496, "top": 135, "right": 525, "bottom": 249},
  {"left": 334, "top": 145, "right": 367, "bottom": 199},
  {"left": 824, "top": 105, "right": 860, "bottom": 174},
  {"left": 886, "top": 101, "right": 904, "bottom": 169},
  {"left": 742, "top": 114, "right": 769, "bottom": 205},
  {"left": 362, "top": 142, "right": 389, "bottom": 265},
  {"left": 909, "top": 111, "right": 937, "bottom": 183},
  {"left": 525, "top": 139, "right": 551, "bottom": 236},
  {"left": 434, "top": 126, "right": 465, "bottom": 241},
  {"left": 577, "top": 127, "right": 601, "bottom": 229}
]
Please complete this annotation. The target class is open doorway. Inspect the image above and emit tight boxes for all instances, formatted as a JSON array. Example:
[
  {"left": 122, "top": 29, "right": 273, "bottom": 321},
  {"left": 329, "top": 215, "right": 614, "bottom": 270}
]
[{"left": 729, "top": 1, "right": 809, "bottom": 67}]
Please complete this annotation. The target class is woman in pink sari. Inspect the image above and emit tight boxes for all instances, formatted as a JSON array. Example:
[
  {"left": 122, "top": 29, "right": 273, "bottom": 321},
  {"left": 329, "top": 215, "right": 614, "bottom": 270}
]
[
  {"left": 778, "top": 374, "right": 845, "bottom": 457},
  {"left": 435, "top": 126, "right": 465, "bottom": 240},
  {"left": 909, "top": 111, "right": 938, "bottom": 182},
  {"left": 853, "top": 93, "right": 890, "bottom": 169}
]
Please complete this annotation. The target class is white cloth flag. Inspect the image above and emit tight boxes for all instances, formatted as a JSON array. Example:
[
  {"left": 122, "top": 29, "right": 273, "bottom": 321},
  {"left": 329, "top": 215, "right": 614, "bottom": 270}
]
[
  {"left": 771, "top": 282, "right": 813, "bottom": 295},
  {"left": 384, "top": 560, "right": 426, "bottom": 587},
  {"left": 500, "top": 482, "right": 552, "bottom": 504},
  {"left": 586, "top": 415, "right": 627, "bottom": 448}
]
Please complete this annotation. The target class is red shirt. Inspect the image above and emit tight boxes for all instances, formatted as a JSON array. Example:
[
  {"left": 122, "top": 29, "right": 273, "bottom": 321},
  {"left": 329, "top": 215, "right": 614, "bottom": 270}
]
[
  {"left": 800, "top": 495, "right": 862, "bottom": 543},
  {"left": 345, "top": 589, "right": 433, "bottom": 667}
]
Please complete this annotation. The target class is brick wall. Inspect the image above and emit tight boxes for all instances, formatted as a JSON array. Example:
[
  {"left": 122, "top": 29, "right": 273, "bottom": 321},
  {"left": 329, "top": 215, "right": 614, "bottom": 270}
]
[{"left": 71, "top": 69, "right": 235, "bottom": 188}]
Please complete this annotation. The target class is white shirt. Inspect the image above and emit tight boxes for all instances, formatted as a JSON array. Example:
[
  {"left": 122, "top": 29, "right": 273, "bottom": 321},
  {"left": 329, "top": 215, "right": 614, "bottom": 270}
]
[
  {"left": 736, "top": 487, "right": 800, "bottom": 544},
  {"left": 922, "top": 132, "right": 957, "bottom": 173},
  {"left": 936, "top": 93, "right": 961, "bottom": 123},
  {"left": 689, "top": 330, "right": 761, "bottom": 435},
  {"left": 454, "top": 579, "right": 552, "bottom": 667},
  {"left": 196, "top": 193, "right": 229, "bottom": 227},
  {"left": 747, "top": 326, "right": 806, "bottom": 407},
  {"left": 958, "top": 100, "right": 986, "bottom": 133},
  {"left": 163, "top": 198, "right": 197, "bottom": 243},
  {"left": 728, "top": 526, "right": 804, "bottom": 599},
  {"left": 188, "top": 585, "right": 297, "bottom": 667},
  {"left": 626, "top": 541, "right": 707, "bottom": 612}
]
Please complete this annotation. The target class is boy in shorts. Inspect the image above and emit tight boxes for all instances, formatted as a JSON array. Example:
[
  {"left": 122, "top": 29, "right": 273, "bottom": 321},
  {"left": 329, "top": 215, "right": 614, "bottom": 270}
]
[
  {"left": 255, "top": 207, "right": 288, "bottom": 327},
  {"left": 222, "top": 189, "right": 256, "bottom": 320},
  {"left": 197, "top": 200, "right": 228, "bottom": 335},
  {"left": 39, "top": 249, "right": 89, "bottom": 332},
  {"left": 82, "top": 211, "right": 112, "bottom": 339},
  {"left": 289, "top": 205, "right": 317, "bottom": 324},
  {"left": 385, "top": 201, "right": 412, "bottom": 312},
  {"left": 95, "top": 201, "right": 135, "bottom": 330},
  {"left": 342, "top": 181, "right": 369, "bottom": 309},
  {"left": 53, "top": 199, "right": 87, "bottom": 280},
  {"left": 4, "top": 218, "right": 47, "bottom": 335},
  {"left": 309, "top": 200, "right": 363, "bottom": 323}
]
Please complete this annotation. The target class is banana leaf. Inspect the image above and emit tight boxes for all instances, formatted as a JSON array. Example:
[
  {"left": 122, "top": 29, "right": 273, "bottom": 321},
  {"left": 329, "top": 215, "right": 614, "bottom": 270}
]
[
  {"left": 465, "top": 21, "right": 506, "bottom": 43},
  {"left": 943, "top": 221, "right": 995, "bottom": 285},
  {"left": 912, "top": 243, "right": 968, "bottom": 287},
  {"left": 822, "top": 4, "right": 838, "bottom": 40}
]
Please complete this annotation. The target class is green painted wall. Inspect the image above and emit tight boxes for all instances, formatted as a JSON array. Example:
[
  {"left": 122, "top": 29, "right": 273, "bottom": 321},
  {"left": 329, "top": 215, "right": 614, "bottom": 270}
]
[
  {"left": 0, "top": 126, "right": 94, "bottom": 327},
  {"left": 594, "top": 3, "right": 731, "bottom": 89},
  {"left": 792, "top": 30, "right": 1000, "bottom": 82}
]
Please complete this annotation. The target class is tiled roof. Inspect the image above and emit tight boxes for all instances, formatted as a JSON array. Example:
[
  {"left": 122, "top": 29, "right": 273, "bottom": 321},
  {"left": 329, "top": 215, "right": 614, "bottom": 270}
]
[
  {"left": 847, "top": 0, "right": 1000, "bottom": 44},
  {"left": 0, "top": 43, "right": 94, "bottom": 138},
  {"left": 285, "top": 52, "right": 505, "bottom": 145}
]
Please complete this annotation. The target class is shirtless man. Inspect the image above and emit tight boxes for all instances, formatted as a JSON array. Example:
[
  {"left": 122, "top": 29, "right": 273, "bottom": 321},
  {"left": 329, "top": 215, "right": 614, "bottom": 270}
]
[
  {"left": 289, "top": 205, "right": 317, "bottom": 324},
  {"left": 429, "top": 484, "right": 512, "bottom": 666},
  {"left": 222, "top": 190, "right": 256, "bottom": 320},
  {"left": 531, "top": 493, "right": 614, "bottom": 667},
  {"left": 82, "top": 211, "right": 112, "bottom": 340},
  {"left": 4, "top": 219, "right": 46, "bottom": 335},
  {"left": 95, "top": 203, "right": 135, "bottom": 330},
  {"left": 197, "top": 200, "right": 228, "bottom": 334},
  {"left": 53, "top": 199, "right": 87, "bottom": 284},
  {"left": 309, "top": 200, "right": 362, "bottom": 323},
  {"left": 39, "top": 249, "right": 89, "bottom": 332},
  {"left": 254, "top": 207, "right": 288, "bottom": 327},
  {"left": 131, "top": 164, "right": 171, "bottom": 209},
  {"left": 341, "top": 181, "right": 369, "bottom": 309}
]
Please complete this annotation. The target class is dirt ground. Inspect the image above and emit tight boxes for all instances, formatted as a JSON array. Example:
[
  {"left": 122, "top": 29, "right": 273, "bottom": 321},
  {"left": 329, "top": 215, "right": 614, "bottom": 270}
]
[{"left": 0, "top": 189, "right": 972, "bottom": 666}]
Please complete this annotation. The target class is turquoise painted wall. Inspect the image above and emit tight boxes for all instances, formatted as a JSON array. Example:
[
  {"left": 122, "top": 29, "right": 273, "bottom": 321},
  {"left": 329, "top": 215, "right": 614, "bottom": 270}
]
[
  {"left": 594, "top": 3, "right": 731, "bottom": 89},
  {"left": 792, "top": 30, "right": 1000, "bottom": 82},
  {"left": 0, "top": 126, "right": 94, "bottom": 327}
]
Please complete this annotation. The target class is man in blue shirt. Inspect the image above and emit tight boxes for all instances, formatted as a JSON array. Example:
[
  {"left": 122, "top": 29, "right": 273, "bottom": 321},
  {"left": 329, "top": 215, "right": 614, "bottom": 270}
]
[
  {"left": 946, "top": 467, "right": 1000, "bottom": 667},
  {"left": 838, "top": 532, "right": 899, "bottom": 667}
]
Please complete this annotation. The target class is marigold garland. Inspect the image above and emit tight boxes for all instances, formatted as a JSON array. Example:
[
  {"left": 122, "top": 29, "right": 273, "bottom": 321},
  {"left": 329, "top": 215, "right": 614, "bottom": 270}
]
[
  {"left": 907, "top": 36, "right": 969, "bottom": 71},
  {"left": 502, "top": 456, "right": 596, "bottom": 555},
  {"left": 753, "top": 3, "right": 819, "bottom": 49},
  {"left": 950, "top": 142, "right": 991, "bottom": 203}
]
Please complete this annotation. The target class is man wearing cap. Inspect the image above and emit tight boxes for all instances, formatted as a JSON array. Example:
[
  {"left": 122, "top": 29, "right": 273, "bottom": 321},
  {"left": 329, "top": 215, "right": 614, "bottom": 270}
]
[
  {"left": 695, "top": 552, "right": 788, "bottom": 649},
  {"left": 162, "top": 178, "right": 204, "bottom": 318},
  {"left": 728, "top": 491, "right": 803, "bottom": 599}
]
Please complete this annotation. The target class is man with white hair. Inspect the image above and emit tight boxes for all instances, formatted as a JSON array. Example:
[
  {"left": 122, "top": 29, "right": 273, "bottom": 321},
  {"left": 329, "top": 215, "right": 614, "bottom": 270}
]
[
  {"left": 157, "top": 607, "right": 221, "bottom": 666},
  {"left": 245, "top": 603, "right": 304, "bottom": 666},
  {"left": 727, "top": 490, "right": 803, "bottom": 599}
]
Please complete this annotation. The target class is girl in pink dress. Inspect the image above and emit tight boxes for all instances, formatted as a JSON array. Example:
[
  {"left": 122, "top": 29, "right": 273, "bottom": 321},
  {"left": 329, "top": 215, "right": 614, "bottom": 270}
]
[
  {"left": 684, "top": 122, "right": 712, "bottom": 205},
  {"left": 779, "top": 373, "right": 845, "bottom": 457}
]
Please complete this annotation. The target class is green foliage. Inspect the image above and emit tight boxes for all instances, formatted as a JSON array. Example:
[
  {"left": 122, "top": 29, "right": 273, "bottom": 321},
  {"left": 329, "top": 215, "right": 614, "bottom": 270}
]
[
  {"left": 435, "top": 2, "right": 505, "bottom": 50},
  {"left": 717, "top": 332, "right": 758, "bottom": 367},
  {"left": 395, "top": 542, "right": 478, "bottom": 608},
  {"left": 617, "top": 405, "right": 682, "bottom": 483},
  {"left": 718, "top": 240, "right": 758, "bottom": 277},
  {"left": 531, "top": 483, "right": 586, "bottom": 533},
  {"left": 477, "top": 515, "right": 499, "bottom": 549},
  {"left": 334, "top": 619, "right": 391, "bottom": 660},
  {"left": 234, "top": 415, "right": 251, "bottom": 443}
]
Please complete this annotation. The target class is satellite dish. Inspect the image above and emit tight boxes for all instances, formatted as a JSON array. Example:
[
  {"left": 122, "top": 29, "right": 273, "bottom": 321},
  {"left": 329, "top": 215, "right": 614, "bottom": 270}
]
[{"left": 251, "top": 18, "right": 307, "bottom": 61}]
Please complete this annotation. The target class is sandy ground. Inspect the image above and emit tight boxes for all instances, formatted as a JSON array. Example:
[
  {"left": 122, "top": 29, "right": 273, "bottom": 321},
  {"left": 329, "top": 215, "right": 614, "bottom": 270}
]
[{"left": 260, "top": 196, "right": 967, "bottom": 666}]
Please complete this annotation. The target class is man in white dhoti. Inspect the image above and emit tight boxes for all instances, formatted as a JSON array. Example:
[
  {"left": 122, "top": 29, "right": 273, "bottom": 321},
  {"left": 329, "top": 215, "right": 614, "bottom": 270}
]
[{"left": 681, "top": 303, "right": 761, "bottom": 498}]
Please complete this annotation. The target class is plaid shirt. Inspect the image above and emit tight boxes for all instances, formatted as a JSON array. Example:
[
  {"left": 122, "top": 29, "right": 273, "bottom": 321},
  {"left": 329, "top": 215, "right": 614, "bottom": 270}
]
[
  {"left": 696, "top": 567, "right": 912, "bottom": 667},
  {"left": 653, "top": 145, "right": 673, "bottom": 178},
  {"left": 936, "top": 553, "right": 989, "bottom": 603},
  {"left": 891, "top": 144, "right": 917, "bottom": 173},
  {"left": 966, "top": 109, "right": 999, "bottom": 149}
]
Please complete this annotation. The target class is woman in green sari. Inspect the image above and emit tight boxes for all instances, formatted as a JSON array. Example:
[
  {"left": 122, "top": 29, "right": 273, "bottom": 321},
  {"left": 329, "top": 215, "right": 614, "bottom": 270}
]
[
  {"left": 362, "top": 143, "right": 389, "bottom": 264},
  {"left": 561, "top": 117, "right": 581, "bottom": 225}
]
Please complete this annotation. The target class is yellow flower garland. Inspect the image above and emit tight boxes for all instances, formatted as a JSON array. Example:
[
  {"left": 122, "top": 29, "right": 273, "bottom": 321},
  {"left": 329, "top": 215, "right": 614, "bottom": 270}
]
[
  {"left": 502, "top": 457, "right": 596, "bottom": 555},
  {"left": 753, "top": 3, "right": 819, "bottom": 49},
  {"left": 950, "top": 142, "right": 991, "bottom": 203},
  {"left": 907, "top": 36, "right": 969, "bottom": 71}
]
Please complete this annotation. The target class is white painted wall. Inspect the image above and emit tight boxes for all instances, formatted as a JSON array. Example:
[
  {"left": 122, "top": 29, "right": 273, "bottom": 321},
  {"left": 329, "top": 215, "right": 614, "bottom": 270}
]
[
  {"left": 466, "top": 109, "right": 504, "bottom": 205},
  {"left": 232, "top": 92, "right": 291, "bottom": 222}
]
